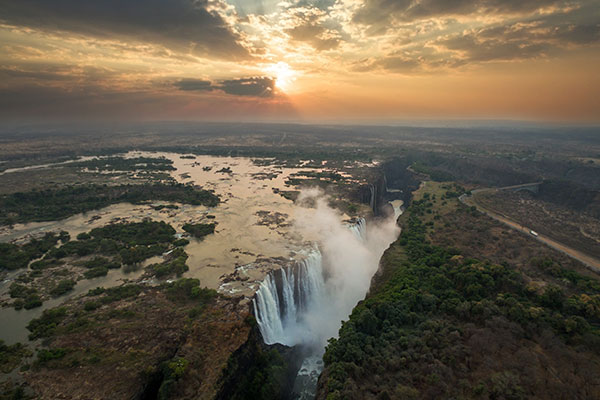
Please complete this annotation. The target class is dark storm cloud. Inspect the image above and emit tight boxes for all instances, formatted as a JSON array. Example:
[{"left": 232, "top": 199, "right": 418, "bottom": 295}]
[
  {"left": 173, "top": 77, "right": 276, "bottom": 97},
  {"left": 219, "top": 77, "right": 275, "bottom": 97},
  {"left": 0, "top": 0, "right": 250, "bottom": 59},
  {"left": 353, "top": 0, "right": 567, "bottom": 27}
]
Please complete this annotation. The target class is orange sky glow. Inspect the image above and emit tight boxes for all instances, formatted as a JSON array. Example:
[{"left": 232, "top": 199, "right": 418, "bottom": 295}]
[{"left": 0, "top": 0, "right": 599, "bottom": 123}]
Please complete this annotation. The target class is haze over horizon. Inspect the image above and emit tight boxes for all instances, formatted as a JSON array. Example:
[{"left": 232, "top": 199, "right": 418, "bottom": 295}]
[{"left": 1, "top": 0, "right": 599, "bottom": 123}]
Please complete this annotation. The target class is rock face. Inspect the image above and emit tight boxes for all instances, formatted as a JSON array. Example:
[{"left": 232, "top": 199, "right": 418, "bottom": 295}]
[
  {"left": 381, "top": 157, "right": 420, "bottom": 204},
  {"left": 357, "top": 172, "right": 388, "bottom": 216},
  {"left": 215, "top": 325, "right": 304, "bottom": 400},
  {"left": 356, "top": 158, "right": 422, "bottom": 215}
]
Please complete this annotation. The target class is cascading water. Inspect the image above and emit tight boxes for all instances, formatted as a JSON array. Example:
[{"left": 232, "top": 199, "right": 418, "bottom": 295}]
[
  {"left": 253, "top": 189, "right": 402, "bottom": 399},
  {"left": 349, "top": 217, "right": 367, "bottom": 242},
  {"left": 369, "top": 184, "right": 376, "bottom": 212},
  {"left": 253, "top": 248, "right": 325, "bottom": 346},
  {"left": 253, "top": 218, "right": 369, "bottom": 348}
]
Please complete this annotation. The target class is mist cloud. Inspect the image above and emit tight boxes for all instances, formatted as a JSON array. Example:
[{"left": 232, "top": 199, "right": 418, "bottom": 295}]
[{"left": 292, "top": 188, "right": 400, "bottom": 347}]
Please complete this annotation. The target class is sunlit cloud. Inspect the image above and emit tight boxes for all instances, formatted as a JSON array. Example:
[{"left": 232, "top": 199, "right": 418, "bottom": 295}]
[{"left": 0, "top": 0, "right": 598, "bottom": 122}]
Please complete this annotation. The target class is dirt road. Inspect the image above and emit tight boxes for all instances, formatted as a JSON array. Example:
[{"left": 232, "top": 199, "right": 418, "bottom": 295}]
[{"left": 460, "top": 192, "right": 600, "bottom": 273}]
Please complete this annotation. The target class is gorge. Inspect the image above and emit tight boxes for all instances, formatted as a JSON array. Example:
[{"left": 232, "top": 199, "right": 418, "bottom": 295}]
[{"left": 253, "top": 189, "right": 401, "bottom": 398}]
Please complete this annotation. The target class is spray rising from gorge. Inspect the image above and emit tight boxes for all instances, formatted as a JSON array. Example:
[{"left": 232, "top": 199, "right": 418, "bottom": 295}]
[{"left": 253, "top": 188, "right": 401, "bottom": 350}]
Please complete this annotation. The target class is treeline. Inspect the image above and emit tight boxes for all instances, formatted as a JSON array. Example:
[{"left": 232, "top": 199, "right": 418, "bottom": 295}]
[
  {"left": 0, "top": 183, "right": 219, "bottom": 225},
  {"left": 387, "top": 150, "right": 600, "bottom": 190},
  {"left": 319, "top": 201, "right": 600, "bottom": 399}
]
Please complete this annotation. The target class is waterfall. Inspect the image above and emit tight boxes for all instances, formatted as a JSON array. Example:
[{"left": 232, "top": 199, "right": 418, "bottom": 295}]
[
  {"left": 349, "top": 217, "right": 367, "bottom": 242},
  {"left": 253, "top": 274, "right": 284, "bottom": 345},
  {"left": 253, "top": 247, "right": 326, "bottom": 346},
  {"left": 253, "top": 205, "right": 401, "bottom": 399},
  {"left": 253, "top": 218, "right": 367, "bottom": 346},
  {"left": 369, "top": 184, "right": 375, "bottom": 212}
]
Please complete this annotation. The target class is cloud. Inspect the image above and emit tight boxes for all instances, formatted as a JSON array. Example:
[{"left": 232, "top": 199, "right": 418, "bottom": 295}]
[
  {"left": 286, "top": 22, "right": 341, "bottom": 51},
  {"left": 0, "top": 0, "right": 250, "bottom": 60},
  {"left": 554, "top": 23, "right": 600, "bottom": 44},
  {"left": 353, "top": 0, "right": 568, "bottom": 29},
  {"left": 360, "top": 56, "right": 422, "bottom": 73},
  {"left": 173, "top": 76, "right": 276, "bottom": 97},
  {"left": 219, "top": 77, "right": 275, "bottom": 97},
  {"left": 174, "top": 79, "right": 215, "bottom": 92},
  {"left": 0, "top": 81, "right": 295, "bottom": 121},
  {"left": 438, "top": 21, "right": 600, "bottom": 63},
  {"left": 350, "top": 1, "right": 600, "bottom": 73},
  {"left": 274, "top": 4, "right": 345, "bottom": 51},
  {"left": 0, "top": 68, "right": 73, "bottom": 82}
]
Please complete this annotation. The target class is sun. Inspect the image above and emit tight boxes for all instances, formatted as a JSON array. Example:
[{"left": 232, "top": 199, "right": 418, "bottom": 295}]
[{"left": 267, "top": 62, "right": 296, "bottom": 92}]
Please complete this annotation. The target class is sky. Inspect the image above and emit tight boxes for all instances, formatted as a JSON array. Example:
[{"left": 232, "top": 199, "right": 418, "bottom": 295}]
[{"left": 0, "top": 0, "right": 599, "bottom": 123}]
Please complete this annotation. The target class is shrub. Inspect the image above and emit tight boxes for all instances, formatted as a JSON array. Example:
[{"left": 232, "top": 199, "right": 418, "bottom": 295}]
[
  {"left": 27, "top": 307, "right": 67, "bottom": 339},
  {"left": 182, "top": 223, "right": 215, "bottom": 239},
  {"left": 49, "top": 280, "right": 76, "bottom": 297}
]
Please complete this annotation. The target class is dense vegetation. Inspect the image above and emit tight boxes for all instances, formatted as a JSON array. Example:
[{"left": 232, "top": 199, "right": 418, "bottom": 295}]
[
  {"left": 86, "top": 284, "right": 142, "bottom": 304},
  {"left": 82, "top": 257, "right": 121, "bottom": 279},
  {"left": 145, "top": 248, "right": 189, "bottom": 278},
  {"left": 2, "top": 221, "right": 181, "bottom": 310},
  {"left": 320, "top": 200, "right": 600, "bottom": 399},
  {"left": 182, "top": 223, "right": 216, "bottom": 239},
  {"left": 0, "top": 183, "right": 219, "bottom": 225},
  {"left": 536, "top": 180, "right": 600, "bottom": 217},
  {"left": 9, "top": 282, "right": 42, "bottom": 310},
  {"left": 27, "top": 307, "right": 68, "bottom": 340},
  {"left": 49, "top": 279, "right": 76, "bottom": 297},
  {"left": 0, "top": 232, "right": 68, "bottom": 271},
  {"left": 47, "top": 221, "right": 176, "bottom": 266}
]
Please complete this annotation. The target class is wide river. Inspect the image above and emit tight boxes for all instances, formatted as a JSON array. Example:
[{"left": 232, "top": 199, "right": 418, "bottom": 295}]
[{"left": 0, "top": 152, "right": 357, "bottom": 344}]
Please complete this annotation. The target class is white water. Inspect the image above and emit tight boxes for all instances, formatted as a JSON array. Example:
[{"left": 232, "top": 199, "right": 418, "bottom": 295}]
[
  {"left": 253, "top": 248, "right": 325, "bottom": 346},
  {"left": 253, "top": 194, "right": 400, "bottom": 399},
  {"left": 253, "top": 214, "right": 397, "bottom": 349},
  {"left": 252, "top": 189, "right": 401, "bottom": 399}
]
